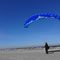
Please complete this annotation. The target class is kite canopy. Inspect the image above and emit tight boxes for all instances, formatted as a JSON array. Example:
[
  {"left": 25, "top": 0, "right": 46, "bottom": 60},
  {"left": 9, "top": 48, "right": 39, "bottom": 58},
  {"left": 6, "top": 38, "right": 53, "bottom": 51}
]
[{"left": 24, "top": 13, "right": 60, "bottom": 28}]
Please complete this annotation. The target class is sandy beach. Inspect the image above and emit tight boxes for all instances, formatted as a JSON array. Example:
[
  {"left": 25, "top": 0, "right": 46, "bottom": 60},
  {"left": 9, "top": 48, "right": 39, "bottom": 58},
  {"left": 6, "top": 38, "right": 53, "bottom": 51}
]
[{"left": 0, "top": 47, "right": 60, "bottom": 60}]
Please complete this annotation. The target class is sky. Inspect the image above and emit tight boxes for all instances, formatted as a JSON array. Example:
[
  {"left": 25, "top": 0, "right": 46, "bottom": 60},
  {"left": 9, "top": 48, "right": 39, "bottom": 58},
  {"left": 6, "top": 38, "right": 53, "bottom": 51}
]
[{"left": 0, "top": 0, "right": 60, "bottom": 47}]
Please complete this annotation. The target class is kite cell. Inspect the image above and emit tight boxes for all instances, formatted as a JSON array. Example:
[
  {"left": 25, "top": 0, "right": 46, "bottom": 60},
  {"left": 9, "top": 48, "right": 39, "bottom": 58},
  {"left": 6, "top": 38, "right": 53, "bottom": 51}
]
[{"left": 24, "top": 13, "right": 60, "bottom": 28}]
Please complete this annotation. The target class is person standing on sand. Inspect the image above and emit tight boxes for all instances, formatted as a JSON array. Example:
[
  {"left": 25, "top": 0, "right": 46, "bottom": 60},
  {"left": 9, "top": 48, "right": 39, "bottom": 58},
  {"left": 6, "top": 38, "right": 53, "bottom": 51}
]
[{"left": 44, "top": 42, "right": 49, "bottom": 54}]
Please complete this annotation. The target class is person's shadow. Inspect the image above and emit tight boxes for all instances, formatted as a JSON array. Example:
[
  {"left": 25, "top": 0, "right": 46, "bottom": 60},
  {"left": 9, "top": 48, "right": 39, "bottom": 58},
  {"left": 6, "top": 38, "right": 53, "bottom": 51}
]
[{"left": 48, "top": 50, "right": 60, "bottom": 54}]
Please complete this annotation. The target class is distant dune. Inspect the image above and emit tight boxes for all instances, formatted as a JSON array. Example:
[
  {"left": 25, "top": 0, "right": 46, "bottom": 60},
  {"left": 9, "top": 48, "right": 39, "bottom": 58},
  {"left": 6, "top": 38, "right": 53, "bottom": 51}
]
[{"left": 0, "top": 43, "right": 60, "bottom": 50}]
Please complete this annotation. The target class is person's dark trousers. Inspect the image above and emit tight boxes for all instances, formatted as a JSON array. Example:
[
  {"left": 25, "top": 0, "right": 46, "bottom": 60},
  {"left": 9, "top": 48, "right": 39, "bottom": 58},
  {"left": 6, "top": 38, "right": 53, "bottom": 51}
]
[{"left": 45, "top": 49, "right": 48, "bottom": 54}]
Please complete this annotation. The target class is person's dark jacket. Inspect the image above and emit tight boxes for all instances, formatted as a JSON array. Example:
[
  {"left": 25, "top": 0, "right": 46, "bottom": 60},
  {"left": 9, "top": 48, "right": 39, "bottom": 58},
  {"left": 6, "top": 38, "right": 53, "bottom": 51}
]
[{"left": 45, "top": 43, "right": 49, "bottom": 49}]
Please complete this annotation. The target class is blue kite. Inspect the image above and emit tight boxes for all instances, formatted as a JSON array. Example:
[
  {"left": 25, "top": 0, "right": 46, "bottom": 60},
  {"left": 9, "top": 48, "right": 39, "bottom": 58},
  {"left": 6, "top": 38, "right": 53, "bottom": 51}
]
[{"left": 24, "top": 13, "right": 60, "bottom": 28}]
